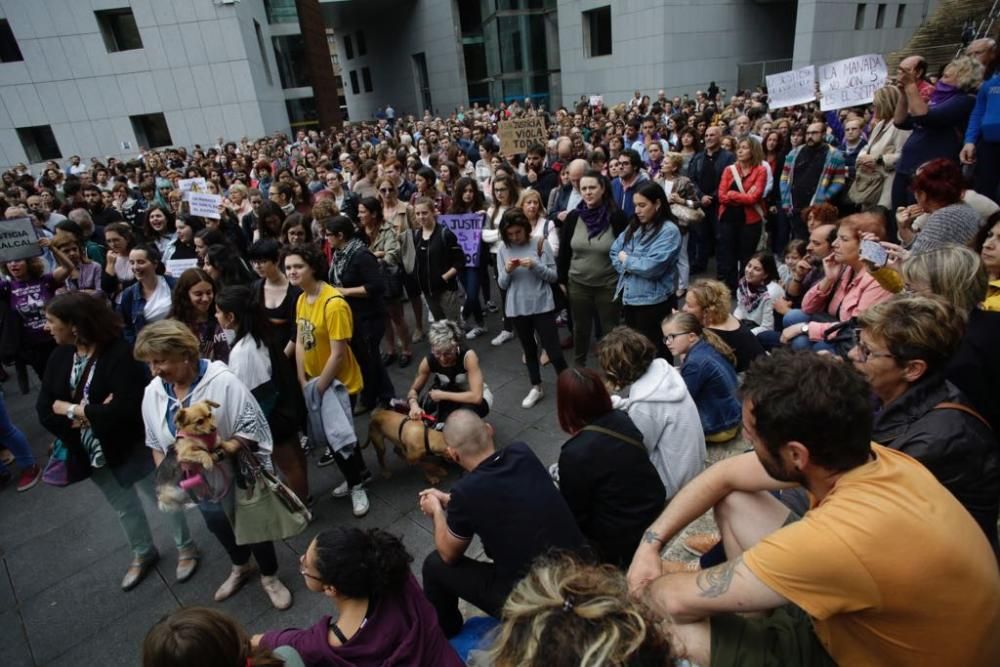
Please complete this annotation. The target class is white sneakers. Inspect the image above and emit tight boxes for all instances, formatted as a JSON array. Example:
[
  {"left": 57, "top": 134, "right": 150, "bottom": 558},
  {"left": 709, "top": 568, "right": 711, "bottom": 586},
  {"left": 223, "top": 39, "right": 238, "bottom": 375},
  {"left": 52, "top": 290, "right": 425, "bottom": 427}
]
[
  {"left": 491, "top": 330, "right": 515, "bottom": 346},
  {"left": 522, "top": 386, "right": 544, "bottom": 409},
  {"left": 466, "top": 326, "right": 488, "bottom": 340},
  {"left": 331, "top": 480, "right": 349, "bottom": 498},
  {"left": 214, "top": 563, "right": 257, "bottom": 602},
  {"left": 351, "top": 486, "right": 370, "bottom": 516},
  {"left": 261, "top": 575, "right": 293, "bottom": 610}
]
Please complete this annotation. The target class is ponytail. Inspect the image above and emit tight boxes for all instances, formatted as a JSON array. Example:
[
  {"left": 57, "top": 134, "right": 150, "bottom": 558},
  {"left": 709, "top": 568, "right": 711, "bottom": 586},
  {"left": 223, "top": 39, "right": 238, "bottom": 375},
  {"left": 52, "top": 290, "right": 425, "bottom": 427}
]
[
  {"left": 701, "top": 328, "right": 737, "bottom": 368},
  {"left": 663, "top": 311, "right": 737, "bottom": 368}
]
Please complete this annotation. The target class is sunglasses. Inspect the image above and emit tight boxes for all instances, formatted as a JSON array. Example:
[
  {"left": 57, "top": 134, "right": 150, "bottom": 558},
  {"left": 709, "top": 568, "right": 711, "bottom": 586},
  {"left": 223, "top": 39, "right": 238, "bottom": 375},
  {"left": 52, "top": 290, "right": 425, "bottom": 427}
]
[{"left": 378, "top": 188, "right": 393, "bottom": 194}]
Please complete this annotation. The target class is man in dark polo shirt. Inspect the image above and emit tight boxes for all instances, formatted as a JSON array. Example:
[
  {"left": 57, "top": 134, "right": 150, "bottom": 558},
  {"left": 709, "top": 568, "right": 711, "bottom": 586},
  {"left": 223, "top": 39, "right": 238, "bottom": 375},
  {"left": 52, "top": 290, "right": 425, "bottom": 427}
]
[{"left": 419, "top": 410, "right": 586, "bottom": 637}]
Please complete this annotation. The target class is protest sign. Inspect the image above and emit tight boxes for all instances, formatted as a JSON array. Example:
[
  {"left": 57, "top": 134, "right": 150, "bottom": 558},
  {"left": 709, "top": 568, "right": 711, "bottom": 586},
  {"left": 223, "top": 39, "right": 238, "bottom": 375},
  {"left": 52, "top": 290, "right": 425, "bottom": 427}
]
[
  {"left": 188, "top": 192, "right": 222, "bottom": 219},
  {"left": 589, "top": 95, "right": 604, "bottom": 108},
  {"left": 765, "top": 66, "right": 816, "bottom": 109},
  {"left": 438, "top": 213, "right": 484, "bottom": 268},
  {"left": 0, "top": 217, "right": 43, "bottom": 263},
  {"left": 165, "top": 258, "right": 199, "bottom": 277},
  {"left": 819, "top": 54, "right": 887, "bottom": 111},
  {"left": 178, "top": 177, "right": 207, "bottom": 200},
  {"left": 498, "top": 117, "right": 547, "bottom": 156}
]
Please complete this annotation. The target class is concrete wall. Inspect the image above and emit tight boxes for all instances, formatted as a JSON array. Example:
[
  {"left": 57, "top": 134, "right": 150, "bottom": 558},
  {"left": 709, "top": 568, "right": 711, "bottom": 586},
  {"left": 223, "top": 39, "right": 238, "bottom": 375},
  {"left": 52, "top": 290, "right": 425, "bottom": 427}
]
[
  {"left": 793, "top": 0, "right": 925, "bottom": 66},
  {"left": 557, "top": 0, "right": 797, "bottom": 106},
  {"left": 321, "top": 0, "right": 468, "bottom": 120},
  {"left": 0, "top": 0, "right": 288, "bottom": 169}
]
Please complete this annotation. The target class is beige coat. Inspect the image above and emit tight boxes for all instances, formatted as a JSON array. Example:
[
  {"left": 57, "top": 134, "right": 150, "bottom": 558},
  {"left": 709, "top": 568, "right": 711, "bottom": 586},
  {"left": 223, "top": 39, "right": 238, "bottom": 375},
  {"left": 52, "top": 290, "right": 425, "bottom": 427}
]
[{"left": 858, "top": 119, "right": 911, "bottom": 208}]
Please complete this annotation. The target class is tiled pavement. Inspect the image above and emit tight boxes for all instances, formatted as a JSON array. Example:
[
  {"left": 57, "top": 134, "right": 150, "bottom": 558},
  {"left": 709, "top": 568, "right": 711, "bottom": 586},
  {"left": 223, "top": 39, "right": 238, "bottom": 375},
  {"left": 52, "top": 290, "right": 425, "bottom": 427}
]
[{"left": 0, "top": 311, "right": 742, "bottom": 665}]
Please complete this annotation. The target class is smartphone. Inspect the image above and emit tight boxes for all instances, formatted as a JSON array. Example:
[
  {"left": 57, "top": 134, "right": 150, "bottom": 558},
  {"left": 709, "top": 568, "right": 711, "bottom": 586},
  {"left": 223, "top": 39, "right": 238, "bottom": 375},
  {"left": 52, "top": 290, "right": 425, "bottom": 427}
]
[
  {"left": 860, "top": 240, "right": 888, "bottom": 269},
  {"left": 510, "top": 258, "right": 521, "bottom": 266}
]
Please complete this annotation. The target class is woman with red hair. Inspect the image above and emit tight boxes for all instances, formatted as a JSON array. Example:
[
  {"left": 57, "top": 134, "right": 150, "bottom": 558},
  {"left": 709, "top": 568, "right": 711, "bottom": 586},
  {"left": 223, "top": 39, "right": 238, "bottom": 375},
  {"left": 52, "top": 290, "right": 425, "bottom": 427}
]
[
  {"left": 554, "top": 368, "right": 665, "bottom": 568},
  {"left": 905, "top": 158, "right": 984, "bottom": 253}
]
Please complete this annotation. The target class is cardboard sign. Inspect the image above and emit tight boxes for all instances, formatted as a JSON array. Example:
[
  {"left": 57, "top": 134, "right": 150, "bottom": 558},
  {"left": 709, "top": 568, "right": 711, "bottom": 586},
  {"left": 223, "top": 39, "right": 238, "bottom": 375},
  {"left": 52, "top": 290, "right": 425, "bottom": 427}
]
[
  {"left": 178, "top": 177, "right": 207, "bottom": 201},
  {"left": 765, "top": 66, "right": 816, "bottom": 109},
  {"left": 165, "top": 258, "right": 199, "bottom": 277},
  {"left": 819, "top": 54, "right": 887, "bottom": 111},
  {"left": 188, "top": 192, "right": 222, "bottom": 219},
  {"left": 438, "top": 214, "right": 484, "bottom": 268},
  {"left": 0, "top": 217, "right": 43, "bottom": 263},
  {"left": 498, "top": 117, "right": 547, "bottom": 156}
]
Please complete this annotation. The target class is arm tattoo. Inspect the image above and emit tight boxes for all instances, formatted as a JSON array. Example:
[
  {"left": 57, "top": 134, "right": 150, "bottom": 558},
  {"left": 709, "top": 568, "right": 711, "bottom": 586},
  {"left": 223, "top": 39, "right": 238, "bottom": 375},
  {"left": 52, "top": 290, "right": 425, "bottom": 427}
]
[
  {"left": 643, "top": 529, "right": 664, "bottom": 546},
  {"left": 696, "top": 556, "right": 742, "bottom": 598}
]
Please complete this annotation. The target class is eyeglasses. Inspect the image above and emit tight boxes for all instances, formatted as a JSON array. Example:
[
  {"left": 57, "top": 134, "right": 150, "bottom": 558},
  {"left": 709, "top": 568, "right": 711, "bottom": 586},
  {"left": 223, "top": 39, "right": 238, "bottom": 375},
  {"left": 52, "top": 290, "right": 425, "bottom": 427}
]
[
  {"left": 299, "top": 553, "right": 324, "bottom": 583},
  {"left": 853, "top": 330, "right": 894, "bottom": 363},
  {"left": 662, "top": 332, "right": 691, "bottom": 343}
]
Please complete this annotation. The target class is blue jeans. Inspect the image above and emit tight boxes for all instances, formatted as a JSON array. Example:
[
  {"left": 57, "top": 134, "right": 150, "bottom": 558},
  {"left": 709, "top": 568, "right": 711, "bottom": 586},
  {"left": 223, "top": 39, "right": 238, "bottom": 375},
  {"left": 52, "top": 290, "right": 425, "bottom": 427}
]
[
  {"left": 0, "top": 389, "right": 34, "bottom": 473},
  {"left": 460, "top": 267, "right": 484, "bottom": 326},
  {"left": 762, "top": 309, "right": 835, "bottom": 353}
]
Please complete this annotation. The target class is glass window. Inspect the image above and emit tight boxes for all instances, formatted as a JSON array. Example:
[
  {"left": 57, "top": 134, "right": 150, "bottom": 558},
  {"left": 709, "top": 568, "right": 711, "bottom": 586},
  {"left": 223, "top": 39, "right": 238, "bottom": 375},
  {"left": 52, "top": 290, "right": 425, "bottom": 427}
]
[
  {"left": 130, "top": 114, "right": 172, "bottom": 149},
  {"left": 17, "top": 125, "right": 61, "bottom": 163},
  {"left": 855, "top": 4, "right": 867, "bottom": 30},
  {"left": 344, "top": 34, "right": 354, "bottom": 60},
  {"left": 0, "top": 20, "right": 24, "bottom": 63},
  {"left": 349, "top": 70, "right": 359, "bottom": 95},
  {"left": 896, "top": 4, "right": 906, "bottom": 28},
  {"left": 95, "top": 8, "right": 143, "bottom": 53},
  {"left": 286, "top": 97, "right": 318, "bottom": 130},
  {"left": 356, "top": 31, "right": 367, "bottom": 56},
  {"left": 497, "top": 15, "right": 524, "bottom": 73},
  {"left": 582, "top": 6, "right": 611, "bottom": 58},
  {"left": 272, "top": 34, "right": 311, "bottom": 89},
  {"left": 362, "top": 67, "right": 372, "bottom": 93},
  {"left": 876, "top": 3, "right": 886, "bottom": 28},
  {"left": 263, "top": 0, "right": 298, "bottom": 24},
  {"left": 253, "top": 20, "right": 273, "bottom": 86}
]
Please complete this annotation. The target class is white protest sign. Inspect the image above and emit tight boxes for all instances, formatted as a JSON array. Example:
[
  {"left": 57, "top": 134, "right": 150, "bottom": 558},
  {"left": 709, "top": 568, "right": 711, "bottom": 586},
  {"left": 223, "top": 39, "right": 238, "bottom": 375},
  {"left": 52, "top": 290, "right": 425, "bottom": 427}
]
[
  {"left": 589, "top": 95, "right": 604, "bottom": 108},
  {"left": 819, "top": 54, "right": 887, "bottom": 111},
  {"left": 178, "top": 177, "right": 207, "bottom": 201},
  {"left": 188, "top": 192, "right": 222, "bottom": 219},
  {"left": 0, "top": 217, "right": 43, "bottom": 263},
  {"left": 165, "top": 258, "right": 199, "bottom": 277},
  {"left": 765, "top": 66, "right": 816, "bottom": 109}
]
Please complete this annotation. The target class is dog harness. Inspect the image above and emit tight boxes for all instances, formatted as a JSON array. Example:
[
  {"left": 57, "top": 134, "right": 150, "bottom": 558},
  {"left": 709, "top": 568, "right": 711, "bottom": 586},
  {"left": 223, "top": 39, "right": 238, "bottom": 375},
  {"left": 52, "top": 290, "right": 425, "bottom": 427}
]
[{"left": 398, "top": 416, "right": 434, "bottom": 456}]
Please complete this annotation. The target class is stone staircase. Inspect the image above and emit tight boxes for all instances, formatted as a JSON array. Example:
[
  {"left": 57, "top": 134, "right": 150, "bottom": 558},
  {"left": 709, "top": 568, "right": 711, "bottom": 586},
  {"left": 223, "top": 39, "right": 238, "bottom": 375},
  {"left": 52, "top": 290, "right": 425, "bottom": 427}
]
[{"left": 887, "top": 0, "right": 1000, "bottom": 73}]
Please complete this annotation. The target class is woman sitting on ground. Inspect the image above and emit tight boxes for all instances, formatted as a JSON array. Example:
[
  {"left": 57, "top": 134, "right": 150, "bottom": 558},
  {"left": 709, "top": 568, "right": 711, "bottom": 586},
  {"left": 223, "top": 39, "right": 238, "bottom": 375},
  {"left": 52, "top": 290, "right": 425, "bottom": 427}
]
[
  {"left": 733, "top": 252, "right": 783, "bottom": 335},
  {"left": 596, "top": 326, "right": 704, "bottom": 501},
  {"left": 484, "top": 555, "right": 674, "bottom": 667},
  {"left": 661, "top": 312, "right": 741, "bottom": 443},
  {"left": 683, "top": 279, "right": 764, "bottom": 372},
  {"left": 406, "top": 320, "right": 491, "bottom": 424},
  {"left": 555, "top": 368, "right": 666, "bottom": 568},
  {"left": 254, "top": 528, "right": 462, "bottom": 665}
]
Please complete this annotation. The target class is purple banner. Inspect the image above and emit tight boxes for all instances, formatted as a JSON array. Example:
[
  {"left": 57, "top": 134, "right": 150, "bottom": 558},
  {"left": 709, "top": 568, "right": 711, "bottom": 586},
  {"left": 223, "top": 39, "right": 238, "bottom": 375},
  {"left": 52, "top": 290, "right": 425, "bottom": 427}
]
[{"left": 438, "top": 213, "right": 484, "bottom": 268}]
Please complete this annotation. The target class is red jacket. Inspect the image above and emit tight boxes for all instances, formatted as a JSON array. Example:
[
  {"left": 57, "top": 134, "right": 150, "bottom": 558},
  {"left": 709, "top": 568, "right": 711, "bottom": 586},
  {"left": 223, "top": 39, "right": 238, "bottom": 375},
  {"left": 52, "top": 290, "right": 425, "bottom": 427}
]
[{"left": 718, "top": 164, "right": 767, "bottom": 224}]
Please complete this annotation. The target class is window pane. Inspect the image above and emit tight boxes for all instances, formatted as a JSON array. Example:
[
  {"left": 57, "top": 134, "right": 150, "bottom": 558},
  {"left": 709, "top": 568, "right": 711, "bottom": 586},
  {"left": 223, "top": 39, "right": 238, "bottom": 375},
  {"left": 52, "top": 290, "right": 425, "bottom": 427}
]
[
  {"left": 286, "top": 97, "right": 318, "bottom": 129},
  {"left": 0, "top": 20, "right": 24, "bottom": 62},
  {"left": 263, "top": 0, "right": 298, "bottom": 24},
  {"left": 349, "top": 70, "right": 359, "bottom": 95},
  {"left": 362, "top": 67, "right": 372, "bottom": 93},
  {"left": 17, "top": 125, "right": 61, "bottom": 163},
  {"left": 272, "top": 35, "right": 311, "bottom": 89}
]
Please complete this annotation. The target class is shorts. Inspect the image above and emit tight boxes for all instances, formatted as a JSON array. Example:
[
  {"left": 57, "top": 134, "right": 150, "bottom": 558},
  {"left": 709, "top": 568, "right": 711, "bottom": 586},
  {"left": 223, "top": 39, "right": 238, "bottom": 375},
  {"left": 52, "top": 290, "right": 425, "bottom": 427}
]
[{"left": 710, "top": 605, "right": 837, "bottom": 667}]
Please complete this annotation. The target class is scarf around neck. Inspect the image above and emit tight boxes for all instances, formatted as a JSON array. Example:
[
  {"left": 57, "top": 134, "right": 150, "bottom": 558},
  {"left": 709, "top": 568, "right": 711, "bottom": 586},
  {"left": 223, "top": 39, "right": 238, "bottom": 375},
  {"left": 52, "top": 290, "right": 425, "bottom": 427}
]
[
  {"left": 331, "top": 236, "right": 367, "bottom": 286},
  {"left": 576, "top": 201, "right": 611, "bottom": 240},
  {"left": 737, "top": 277, "right": 769, "bottom": 314},
  {"left": 929, "top": 81, "right": 963, "bottom": 107}
]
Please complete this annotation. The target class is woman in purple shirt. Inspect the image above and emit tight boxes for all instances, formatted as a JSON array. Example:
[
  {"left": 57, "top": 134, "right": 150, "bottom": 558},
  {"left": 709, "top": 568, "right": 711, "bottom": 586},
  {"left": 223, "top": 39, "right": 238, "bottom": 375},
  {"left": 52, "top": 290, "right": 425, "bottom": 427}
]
[
  {"left": 254, "top": 528, "right": 462, "bottom": 667},
  {"left": 0, "top": 256, "right": 63, "bottom": 380}
]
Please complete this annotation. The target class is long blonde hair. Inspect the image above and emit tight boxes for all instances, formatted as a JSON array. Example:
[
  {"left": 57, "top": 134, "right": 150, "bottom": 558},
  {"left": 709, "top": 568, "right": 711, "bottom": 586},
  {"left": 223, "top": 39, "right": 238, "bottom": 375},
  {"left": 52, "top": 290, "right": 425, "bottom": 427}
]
[
  {"left": 664, "top": 311, "right": 737, "bottom": 367},
  {"left": 487, "top": 556, "right": 673, "bottom": 667}
]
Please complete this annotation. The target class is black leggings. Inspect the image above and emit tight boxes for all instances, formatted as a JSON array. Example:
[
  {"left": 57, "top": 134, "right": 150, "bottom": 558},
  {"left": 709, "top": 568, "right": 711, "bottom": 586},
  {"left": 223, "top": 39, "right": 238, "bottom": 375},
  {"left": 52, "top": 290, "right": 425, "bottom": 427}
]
[
  {"left": 510, "top": 311, "right": 568, "bottom": 385},
  {"left": 352, "top": 319, "right": 395, "bottom": 408},
  {"left": 623, "top": 298, "right": 676, "bottom": 362},
  {"left": 198, "top": 500, "right": 278, "bottom": 575}
]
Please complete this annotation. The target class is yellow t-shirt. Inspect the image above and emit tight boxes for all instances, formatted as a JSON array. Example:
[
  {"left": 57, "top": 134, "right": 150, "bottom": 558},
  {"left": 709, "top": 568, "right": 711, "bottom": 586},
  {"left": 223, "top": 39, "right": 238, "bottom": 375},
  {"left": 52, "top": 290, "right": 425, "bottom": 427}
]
[
  {"left": 982, "top": 278, "right": 1000, "bottom": 312},
  {"left": 743, "top": 444, "right": 1000, "bottom": 667},
  {"left": 295, "top": 283, "right": 363, "bottom": 395}
]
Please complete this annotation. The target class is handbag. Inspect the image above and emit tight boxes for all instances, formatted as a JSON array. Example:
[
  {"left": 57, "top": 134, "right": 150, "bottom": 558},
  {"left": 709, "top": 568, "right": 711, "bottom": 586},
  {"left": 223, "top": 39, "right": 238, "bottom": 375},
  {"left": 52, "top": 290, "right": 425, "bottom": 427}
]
[
  {"left": 669, "top": 203, "right": 705, "bottom": 226},
  {"left": 232, "top": 447, "right": 310, "bottom": 545},
  {"left": 728, "top": 165, "right": 769, "bottom": 252},
  {"left": 381, "top": 260, "right": 404, "bottom": 300},
  {"left": 43, "top": 354, "right": 99, "bottom": 487},
  {"left": 848, "top": 121, "right": 890, "bottom": 206}
]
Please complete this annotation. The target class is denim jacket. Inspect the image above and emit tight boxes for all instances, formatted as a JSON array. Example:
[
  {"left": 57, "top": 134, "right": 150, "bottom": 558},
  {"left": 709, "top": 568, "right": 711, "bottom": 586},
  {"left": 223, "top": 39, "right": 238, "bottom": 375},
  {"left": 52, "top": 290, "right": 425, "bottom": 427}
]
[
  {"left": 609, "top": 221, "right": 681, "bottom": 306},
  {"left": 119, "top": 275, "right": 176, "bottom": 345},
  {"left": 679, "top": 340, "right": 741, "bottom": 436}
]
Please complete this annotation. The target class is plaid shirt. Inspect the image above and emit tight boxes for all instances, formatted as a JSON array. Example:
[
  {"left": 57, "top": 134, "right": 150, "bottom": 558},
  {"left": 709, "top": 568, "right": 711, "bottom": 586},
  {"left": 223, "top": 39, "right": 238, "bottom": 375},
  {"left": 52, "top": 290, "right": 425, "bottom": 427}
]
[{"left": 779, "top": 144, "right": 847, "bottom": 213}]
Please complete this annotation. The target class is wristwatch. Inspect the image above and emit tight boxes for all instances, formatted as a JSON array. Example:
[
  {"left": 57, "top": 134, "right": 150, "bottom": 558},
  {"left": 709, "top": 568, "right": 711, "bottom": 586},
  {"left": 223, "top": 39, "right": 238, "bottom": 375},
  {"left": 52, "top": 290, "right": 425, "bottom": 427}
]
[{"left": 800, "top": 323, "right": 809, "bottom": 335}]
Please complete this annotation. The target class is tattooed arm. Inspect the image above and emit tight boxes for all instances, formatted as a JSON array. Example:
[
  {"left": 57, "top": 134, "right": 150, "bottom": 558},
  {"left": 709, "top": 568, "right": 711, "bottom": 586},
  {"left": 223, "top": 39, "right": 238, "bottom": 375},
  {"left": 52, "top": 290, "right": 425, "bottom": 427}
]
[{"left": 641, "top": 555, "right": 789, "bottom": 623}]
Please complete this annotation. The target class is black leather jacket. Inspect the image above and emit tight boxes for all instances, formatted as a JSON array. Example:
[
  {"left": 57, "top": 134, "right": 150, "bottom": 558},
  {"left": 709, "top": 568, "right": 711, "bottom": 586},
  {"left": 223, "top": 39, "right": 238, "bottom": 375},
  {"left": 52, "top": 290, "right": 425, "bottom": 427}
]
[{"left": 872, "top": 375, "right": 999, "bottom": 553}]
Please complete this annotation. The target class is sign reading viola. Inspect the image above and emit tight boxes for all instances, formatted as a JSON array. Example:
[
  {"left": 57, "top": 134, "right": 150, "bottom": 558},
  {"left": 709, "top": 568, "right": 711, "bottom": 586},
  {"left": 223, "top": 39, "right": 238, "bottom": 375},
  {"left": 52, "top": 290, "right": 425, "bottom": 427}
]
[{"left": 438, "top": 214, "right": 484, "bottom": 268}]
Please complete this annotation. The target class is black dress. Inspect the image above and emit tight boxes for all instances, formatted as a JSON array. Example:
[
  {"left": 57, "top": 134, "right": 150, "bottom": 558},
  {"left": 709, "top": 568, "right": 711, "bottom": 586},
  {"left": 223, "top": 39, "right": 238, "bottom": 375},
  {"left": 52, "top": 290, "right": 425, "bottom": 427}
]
[{"left": 711, "top": 321, "right": 765, "bottom": 373}]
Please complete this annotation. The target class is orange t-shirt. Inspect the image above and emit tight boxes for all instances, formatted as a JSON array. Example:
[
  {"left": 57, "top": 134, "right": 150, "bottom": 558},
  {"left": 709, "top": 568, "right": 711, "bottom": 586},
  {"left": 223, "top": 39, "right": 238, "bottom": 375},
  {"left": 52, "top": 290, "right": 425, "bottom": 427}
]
[{"left": 743, "top": 444, "right": 1000, "bottom": 667}]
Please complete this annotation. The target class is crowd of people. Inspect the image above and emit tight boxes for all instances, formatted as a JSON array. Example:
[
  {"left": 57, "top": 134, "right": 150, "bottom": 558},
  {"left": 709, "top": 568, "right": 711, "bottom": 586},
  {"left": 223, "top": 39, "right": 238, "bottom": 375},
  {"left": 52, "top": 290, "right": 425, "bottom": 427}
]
[{"left": 2, "top": 36, "right": 999, "bottom": 667}]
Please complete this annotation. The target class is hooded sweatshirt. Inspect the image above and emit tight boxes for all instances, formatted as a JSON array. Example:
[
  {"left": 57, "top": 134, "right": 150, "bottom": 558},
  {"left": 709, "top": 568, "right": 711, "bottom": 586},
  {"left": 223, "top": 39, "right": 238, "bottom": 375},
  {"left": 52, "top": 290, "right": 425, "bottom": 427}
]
[
  {"left": 260, "top": 573, "right": 463, "bottom": 667},
  {"left": 611, "top": 358, "right": 705, "bottom": 499}
]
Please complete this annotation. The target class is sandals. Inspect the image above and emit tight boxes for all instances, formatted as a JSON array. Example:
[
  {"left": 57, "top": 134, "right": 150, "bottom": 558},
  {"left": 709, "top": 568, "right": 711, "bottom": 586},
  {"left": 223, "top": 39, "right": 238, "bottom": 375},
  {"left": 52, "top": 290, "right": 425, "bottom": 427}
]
[{"left": 176, "top": 546, "right": 201, "bottom": 583}]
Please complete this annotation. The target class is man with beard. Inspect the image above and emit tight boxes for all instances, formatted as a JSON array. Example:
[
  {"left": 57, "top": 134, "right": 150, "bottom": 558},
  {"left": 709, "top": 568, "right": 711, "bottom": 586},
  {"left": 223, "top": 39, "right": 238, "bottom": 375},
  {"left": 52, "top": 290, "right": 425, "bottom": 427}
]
[
  {"left": 779, "top": 122, "right": 846, "bottom": 239},
  {"left": 627, "top": 351, "right": 1000, "bottom": 667},
  {"left": 79, "top": 182, "right": 123, "bottom": 235}
]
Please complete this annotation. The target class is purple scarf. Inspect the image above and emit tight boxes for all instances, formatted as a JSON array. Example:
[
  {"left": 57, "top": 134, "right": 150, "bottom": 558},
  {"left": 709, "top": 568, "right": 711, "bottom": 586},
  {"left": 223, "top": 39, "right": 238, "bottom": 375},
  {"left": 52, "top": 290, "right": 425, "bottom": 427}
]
[
  {"left": 929, "top": 81, "right": 963, "bottom": 107},
  {"left": 576, "top": 201, "right": 611, "bottom": 239}
]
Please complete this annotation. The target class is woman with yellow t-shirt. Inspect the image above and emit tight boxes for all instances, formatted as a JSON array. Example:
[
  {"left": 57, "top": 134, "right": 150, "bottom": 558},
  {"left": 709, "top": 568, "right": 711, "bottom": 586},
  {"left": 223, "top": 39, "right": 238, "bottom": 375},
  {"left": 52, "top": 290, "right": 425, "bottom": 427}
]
[{"left": 284, "top": 243, "right": 371, "bottom": 517}]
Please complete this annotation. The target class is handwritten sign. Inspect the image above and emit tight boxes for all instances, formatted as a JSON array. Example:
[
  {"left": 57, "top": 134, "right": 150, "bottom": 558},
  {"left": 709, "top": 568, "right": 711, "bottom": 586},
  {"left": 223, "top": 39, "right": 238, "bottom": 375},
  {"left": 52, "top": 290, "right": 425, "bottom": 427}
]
[
  {"left": 0, "top": 217, "right": 43, "bottom": 263},
  {"left": 765, "top": 66, "right": 816, "bottom": 109},
  {"left": 589, "top": 95, "right": 604, "bottom": 108},
  {"left": 438, "top": 214, "right": 484, "bottom": 268},
  {"left": 165, "top": 258, "right": 199, "bottom": 277},
  {"left": 819, "top": 54, "right": 887, "bottom": 111},
  {"left": 188, "top": 192, "right": 222, "bottom": 219},
  {"left": 178, "top": 177, "right": 207, "bottom": 201},
  {"left": 498, "top": 117, "right": 547, "bottom": 156}
]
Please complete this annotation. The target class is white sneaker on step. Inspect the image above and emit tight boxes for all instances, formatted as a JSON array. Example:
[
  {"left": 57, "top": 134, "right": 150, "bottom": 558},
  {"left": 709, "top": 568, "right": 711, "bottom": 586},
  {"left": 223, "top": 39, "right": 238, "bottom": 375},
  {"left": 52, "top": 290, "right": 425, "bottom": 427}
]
[
  {"left": 261, "top": 575, "right": 293, "bottom": 610},
  {"left": 521, "top": 387, "right": 544, "bottom": 409},
  {"left": 351, "top": 486, "right": 370, "bottom": 517}
]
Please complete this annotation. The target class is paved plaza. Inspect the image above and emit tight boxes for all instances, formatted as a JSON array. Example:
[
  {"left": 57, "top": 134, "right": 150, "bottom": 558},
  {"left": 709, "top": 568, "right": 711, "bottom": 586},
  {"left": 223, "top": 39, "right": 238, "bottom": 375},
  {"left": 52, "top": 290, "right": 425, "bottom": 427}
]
[{"left": 0, "top": 312, "right": 736, "bottom": 666}]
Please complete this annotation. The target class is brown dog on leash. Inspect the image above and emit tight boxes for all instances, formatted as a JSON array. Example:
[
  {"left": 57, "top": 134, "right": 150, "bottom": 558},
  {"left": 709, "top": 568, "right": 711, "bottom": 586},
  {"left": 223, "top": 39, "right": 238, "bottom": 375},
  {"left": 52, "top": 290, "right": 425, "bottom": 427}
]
[{"left": 364, "top": 407, "right": 453, "bottom": 484}]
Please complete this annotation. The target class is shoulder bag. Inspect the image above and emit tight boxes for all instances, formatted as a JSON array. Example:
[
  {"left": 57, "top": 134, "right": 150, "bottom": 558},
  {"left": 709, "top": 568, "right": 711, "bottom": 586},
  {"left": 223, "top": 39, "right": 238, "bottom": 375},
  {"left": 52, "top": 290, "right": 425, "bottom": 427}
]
[
  {"left": 232, "top": 446, "right": 311, "bottom": 545},
  {"left": 847, "top": 122, "right": 890, "bottom": 206},
  {"left": 42, "top": 355, "right": 99, "bottom": 487},
  {"left": 728, "top": 165, "right": 769, "bottom": 252},
  {"left": 581, "top": 424, "right": 645, "bottom": 450}
]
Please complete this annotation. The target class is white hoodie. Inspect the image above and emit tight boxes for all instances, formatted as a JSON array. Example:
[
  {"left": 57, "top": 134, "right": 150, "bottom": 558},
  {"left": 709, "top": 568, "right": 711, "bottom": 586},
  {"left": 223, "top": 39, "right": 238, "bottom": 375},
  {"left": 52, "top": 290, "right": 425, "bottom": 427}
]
[{"left": 611, "top": 358, "right": 705, "bottom": 499}]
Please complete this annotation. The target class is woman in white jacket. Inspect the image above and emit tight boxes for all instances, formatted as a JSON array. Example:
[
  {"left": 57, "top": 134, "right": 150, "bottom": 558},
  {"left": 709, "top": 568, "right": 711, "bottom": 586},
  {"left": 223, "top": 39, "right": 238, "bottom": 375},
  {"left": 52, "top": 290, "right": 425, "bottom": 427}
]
[
  {"left": 597, "top": 326, "right": 705, "bottom": 499},
  {"left": 853, "top": 86, "right": 911, "bottom": 208}
]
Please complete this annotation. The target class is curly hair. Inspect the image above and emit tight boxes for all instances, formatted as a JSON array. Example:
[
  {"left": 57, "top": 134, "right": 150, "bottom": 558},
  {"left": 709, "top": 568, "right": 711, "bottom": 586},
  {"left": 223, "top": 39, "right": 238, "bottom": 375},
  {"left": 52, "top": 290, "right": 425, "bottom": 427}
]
[
  {"left": 597, "top": 326, "right": 657, "bottom": 390},
  {"left": 312, "top": 528, "right": 413, "bottom": 600},
  {"left": 686, "top": 279, "right": 732, "bottom": 326},
  {"left": 487, "top": 555, "right": 673, "bottom": 667}
]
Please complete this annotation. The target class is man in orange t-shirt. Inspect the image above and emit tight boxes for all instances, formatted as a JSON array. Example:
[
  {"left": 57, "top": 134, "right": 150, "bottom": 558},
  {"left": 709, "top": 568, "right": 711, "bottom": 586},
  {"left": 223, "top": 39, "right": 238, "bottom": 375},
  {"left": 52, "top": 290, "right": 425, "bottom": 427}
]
[{"left": 628, "top": 351, "right": 1000, "bottom": 667}]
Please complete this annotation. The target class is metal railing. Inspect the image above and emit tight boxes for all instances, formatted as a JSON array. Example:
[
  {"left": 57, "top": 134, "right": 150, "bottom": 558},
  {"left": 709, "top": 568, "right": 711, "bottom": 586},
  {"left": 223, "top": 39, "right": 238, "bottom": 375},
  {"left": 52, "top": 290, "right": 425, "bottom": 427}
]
[{"left": 955, "top": 0, "right": 1000, "bottom": 57}]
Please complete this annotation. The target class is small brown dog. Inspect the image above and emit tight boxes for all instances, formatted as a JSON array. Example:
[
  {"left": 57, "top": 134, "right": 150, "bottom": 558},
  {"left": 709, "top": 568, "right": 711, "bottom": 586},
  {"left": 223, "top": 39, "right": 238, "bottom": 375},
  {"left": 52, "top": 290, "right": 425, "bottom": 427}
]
[
  {"left": 364, "top": 408, "right": 453, "bottom": 484},
  {"left": 173, "top": 400, "right": 240, "bottom": 468}
]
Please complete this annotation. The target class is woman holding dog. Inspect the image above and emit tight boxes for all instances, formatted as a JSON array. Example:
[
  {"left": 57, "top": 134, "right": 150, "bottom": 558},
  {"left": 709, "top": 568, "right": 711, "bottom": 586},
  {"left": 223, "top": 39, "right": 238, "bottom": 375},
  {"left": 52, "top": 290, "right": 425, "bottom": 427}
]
[
  {"left": 135, "top": 319, "right": 293, "bottom": 610},
  {"left": 37, "top": 293, "right": 196, "bottom": 592}
]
